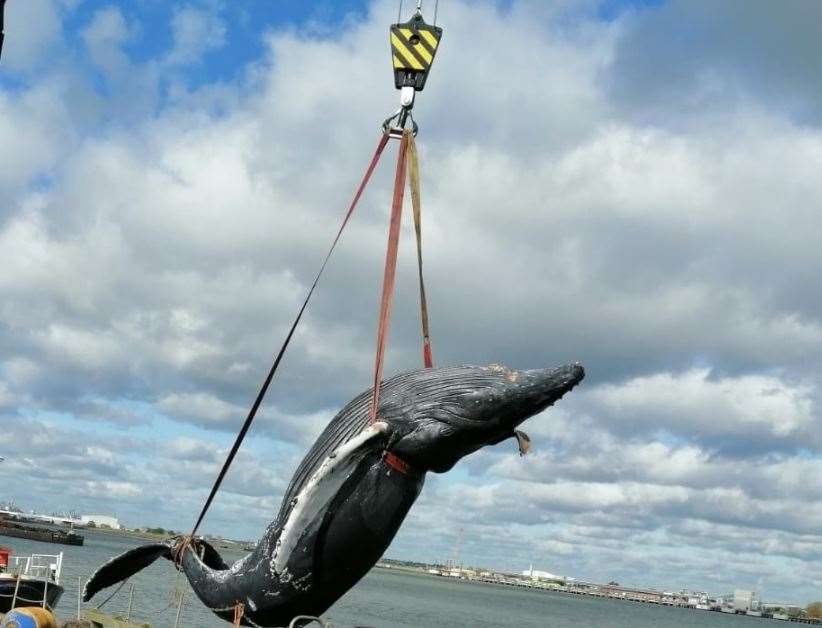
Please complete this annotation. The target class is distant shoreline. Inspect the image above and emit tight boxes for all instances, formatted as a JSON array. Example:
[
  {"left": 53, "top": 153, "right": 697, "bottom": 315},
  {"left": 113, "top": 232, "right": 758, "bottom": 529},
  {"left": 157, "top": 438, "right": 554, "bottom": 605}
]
[{"left": 81, "top": 526, "right": 253, "bottom": 553}]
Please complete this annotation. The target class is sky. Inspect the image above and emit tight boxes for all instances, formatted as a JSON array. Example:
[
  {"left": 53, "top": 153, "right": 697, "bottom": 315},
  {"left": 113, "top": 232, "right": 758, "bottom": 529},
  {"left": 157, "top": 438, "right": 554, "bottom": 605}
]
[{"left": 2, "top": 0, "right": 822, "bottom": 606}]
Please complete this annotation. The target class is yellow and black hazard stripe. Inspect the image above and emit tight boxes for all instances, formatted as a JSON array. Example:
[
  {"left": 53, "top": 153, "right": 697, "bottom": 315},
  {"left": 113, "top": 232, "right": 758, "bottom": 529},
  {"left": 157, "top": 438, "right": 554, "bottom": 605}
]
[{"left": 390, "top": 24, "right": 441, "bottom": 73}]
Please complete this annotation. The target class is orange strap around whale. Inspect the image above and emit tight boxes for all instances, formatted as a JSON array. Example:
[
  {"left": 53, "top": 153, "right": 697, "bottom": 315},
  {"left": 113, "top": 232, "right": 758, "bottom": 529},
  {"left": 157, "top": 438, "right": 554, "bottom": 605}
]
[{"left": 233, "top": 602, "right": 245, "bottom": 626}]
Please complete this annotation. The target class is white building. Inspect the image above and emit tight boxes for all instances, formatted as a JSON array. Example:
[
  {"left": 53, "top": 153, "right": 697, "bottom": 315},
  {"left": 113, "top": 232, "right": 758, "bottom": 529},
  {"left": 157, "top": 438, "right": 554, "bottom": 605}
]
[
  {"left": 523, "top": 565, "right": 564, "bottom": 581},
  {"left": 733, "top": 590, "right": 761, "bottom": 612},
  {"left": 80, "top": 515, "right": 121, "bottom": 530}
]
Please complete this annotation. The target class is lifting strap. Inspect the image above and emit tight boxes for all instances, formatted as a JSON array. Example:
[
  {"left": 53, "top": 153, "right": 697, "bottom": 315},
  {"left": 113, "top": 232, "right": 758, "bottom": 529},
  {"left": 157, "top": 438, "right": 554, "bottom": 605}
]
[
  {"left": 189, "top": 133, "right": 390, "bottom": 537},
  {"left": 369, "top": 132, "right": 410, "bottom": 423},
  {"left": 407, "top": 133, "right": 434, "bottom": 368},
  {"left": 369, "top": 129, "right": 434, "bottom": 424}
]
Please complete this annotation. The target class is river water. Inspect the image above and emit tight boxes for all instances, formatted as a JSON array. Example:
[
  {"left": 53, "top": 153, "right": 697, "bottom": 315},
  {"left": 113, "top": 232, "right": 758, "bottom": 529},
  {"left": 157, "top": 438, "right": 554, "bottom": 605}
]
[{"left": 6, "top": 531, "right": 784, "bottom": 627}]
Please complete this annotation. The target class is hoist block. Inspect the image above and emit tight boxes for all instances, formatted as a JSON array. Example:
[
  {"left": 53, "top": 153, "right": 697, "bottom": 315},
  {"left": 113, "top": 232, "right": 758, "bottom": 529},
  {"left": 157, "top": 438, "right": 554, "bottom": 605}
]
[{"left": 390, "top": 13, "right": 442, "bottom": 92}]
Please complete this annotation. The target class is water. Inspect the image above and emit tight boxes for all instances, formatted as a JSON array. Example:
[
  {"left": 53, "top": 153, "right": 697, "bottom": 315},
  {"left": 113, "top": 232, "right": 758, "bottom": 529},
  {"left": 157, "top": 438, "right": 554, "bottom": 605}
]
[{"left": 4, "top": 531, "right": 785, "bottom": 627}]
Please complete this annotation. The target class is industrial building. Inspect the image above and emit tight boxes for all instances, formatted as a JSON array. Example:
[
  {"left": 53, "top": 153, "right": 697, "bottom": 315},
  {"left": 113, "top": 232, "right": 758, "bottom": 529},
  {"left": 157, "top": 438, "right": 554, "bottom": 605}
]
[
  {"left": 80, "top": 515, "right": 121, "bottom": 530},
  {"left": 733, "top": 589, "right": 761, "bottom": 613}
]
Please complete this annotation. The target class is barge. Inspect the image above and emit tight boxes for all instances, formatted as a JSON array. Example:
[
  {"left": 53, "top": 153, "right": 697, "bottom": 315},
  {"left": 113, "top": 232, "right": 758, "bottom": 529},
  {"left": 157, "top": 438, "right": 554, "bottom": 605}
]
[{"left": 0, "top": 520, "right": 83, "bottom": 546}]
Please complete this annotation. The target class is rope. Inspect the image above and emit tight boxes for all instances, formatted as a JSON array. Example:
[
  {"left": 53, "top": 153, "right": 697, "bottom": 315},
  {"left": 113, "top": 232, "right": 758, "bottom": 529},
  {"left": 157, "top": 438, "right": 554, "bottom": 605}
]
[
  {"left": 151, "top": 596, "right": 178, "bottom": 615},
  {"left": 406, "top": 132, "right": 434, "bottom": 368},
  {"left": 233, "top": 602, "right": 245, "bottom": 626},
  {"left": 369, "top": 131, "right": 410, "bottom": 423},
  {"left": 188, "top": 132, "right": 390, "bottom": 536},
  {"left": 150, "top": 580, "right": 184, "bottom": 616},
  {"left": 2, "top": 594, "right": 51, "bottom": 604},
  {"left": 96, "top": 579, "right": 127, "bottom": 610},
  {"left": 172, "top": 536, "right": 193, "bottom": 569},
  {"left": 208, "top": 603, "right": 265, "bottom": 628}
]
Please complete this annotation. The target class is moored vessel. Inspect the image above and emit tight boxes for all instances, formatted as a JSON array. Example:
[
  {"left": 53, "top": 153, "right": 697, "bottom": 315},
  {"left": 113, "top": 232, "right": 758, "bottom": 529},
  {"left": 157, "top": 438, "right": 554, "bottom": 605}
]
[{"left": 0, "top": 548, "right": 64, "bottom": 613}]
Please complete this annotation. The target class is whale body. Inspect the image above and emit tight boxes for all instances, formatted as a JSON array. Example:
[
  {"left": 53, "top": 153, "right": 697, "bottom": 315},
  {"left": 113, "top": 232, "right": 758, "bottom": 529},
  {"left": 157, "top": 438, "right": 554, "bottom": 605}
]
[{"left": 84, "top": 363, "right": 584, "bottom": 626}]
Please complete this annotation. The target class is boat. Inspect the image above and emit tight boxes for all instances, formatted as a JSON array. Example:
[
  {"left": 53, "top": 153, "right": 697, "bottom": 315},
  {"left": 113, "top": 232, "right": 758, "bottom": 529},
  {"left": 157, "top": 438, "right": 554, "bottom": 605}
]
[
  {"left": 0, "top": 547, "right": 64, "bottom": 613},
  {"left": 0, "top": 518, "right": 84, "bottom": 546}
]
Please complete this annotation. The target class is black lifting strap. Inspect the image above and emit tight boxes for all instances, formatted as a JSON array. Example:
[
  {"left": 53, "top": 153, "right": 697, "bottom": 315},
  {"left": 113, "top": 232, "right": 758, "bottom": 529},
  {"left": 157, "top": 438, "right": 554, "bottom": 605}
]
[{"left": 188, "top": 133, "right": 390, "bottom": 537}]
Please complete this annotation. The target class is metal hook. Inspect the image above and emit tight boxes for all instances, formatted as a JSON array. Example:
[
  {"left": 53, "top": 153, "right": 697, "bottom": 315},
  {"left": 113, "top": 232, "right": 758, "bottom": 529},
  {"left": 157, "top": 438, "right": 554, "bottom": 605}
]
[
  {"left": 382, "top": 108, "right": 419, "bottom": 139},
  {"left": 399, "top": 0, "right": 426, "bottom": 22}
]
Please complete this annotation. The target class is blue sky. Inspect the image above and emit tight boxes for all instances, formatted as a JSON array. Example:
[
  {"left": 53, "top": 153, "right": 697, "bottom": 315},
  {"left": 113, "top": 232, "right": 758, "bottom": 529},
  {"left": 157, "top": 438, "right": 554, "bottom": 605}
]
[
  {"left": 4, "top": 0, "right": 822, "bottom": 609},
  {"left": 64, "top": 1, "right": 374, "bottom": 82},
  {"left": 8, "top": 0, "right": 665, "bottom": 89}
]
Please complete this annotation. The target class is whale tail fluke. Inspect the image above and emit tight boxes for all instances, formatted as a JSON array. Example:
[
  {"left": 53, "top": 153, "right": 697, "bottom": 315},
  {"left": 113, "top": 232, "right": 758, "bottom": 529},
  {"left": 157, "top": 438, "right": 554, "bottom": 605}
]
[
  {"left": 84, "top": 537, "right": 232, "bottom": 602},
  {"left": 83, "top": 542, "right": 170, "bottom": 601}
]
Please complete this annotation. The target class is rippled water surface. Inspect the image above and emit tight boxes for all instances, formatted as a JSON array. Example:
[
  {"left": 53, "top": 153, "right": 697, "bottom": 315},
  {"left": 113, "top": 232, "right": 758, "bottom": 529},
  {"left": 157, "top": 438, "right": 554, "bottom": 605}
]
[{"left": 5, "top": 531, "right": 784, "bottom": 627}]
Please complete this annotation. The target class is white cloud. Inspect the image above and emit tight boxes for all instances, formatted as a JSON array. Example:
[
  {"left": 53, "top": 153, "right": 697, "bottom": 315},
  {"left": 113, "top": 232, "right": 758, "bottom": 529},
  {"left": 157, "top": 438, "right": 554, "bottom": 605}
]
[
  {"left": 0, "top": 85, "right": 77, "bottom": 192},
  {"left": 589, "top": 368, "right": 814, "bottom": 439},
  {"left": 166, "top": 436, "right": 221, "bottom": 462},
  {"left": 80, "top": 480, "right": 143, "bottom": 498},
  {"left": 165, "top": 5, "right": 227, "bottom": 67},
  {"left": 1, "top": 0, "right": 64, "bottom": 71},
  {"left": 81, "top": 6, "right": 133, "bottom": 77},
  {"left": 157, "top": 392, "right": 242, "bottom": 426}
]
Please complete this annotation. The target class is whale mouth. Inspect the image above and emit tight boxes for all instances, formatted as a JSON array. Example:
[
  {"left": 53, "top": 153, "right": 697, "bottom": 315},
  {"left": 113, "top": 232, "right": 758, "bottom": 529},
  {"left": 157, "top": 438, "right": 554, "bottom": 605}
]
[
  {"left": 497, "top": 363, "right": 584, "bottom": 455},
  {"left": 512, "top": 363, "right": 585, "bottom": 422}
]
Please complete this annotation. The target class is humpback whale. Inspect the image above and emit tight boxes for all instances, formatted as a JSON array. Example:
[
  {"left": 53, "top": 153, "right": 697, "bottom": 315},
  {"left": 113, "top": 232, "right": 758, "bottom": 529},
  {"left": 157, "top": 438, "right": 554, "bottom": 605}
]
[{"left": 84, "top": 363, "right": 584, "bottom": 626}]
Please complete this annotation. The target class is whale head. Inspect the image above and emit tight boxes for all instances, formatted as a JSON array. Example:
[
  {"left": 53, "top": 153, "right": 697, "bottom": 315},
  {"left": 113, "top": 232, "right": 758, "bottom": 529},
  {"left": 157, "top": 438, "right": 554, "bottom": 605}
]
[{"left": 383, "top": 363, "right": 584, "bottom": 473}]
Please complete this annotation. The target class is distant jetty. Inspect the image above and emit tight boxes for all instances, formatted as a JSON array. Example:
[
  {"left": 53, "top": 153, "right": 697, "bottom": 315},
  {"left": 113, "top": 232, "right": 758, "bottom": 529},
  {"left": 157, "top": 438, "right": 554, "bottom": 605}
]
[{"left": 0, "top": 519, "right": 84, "bottom": 546}]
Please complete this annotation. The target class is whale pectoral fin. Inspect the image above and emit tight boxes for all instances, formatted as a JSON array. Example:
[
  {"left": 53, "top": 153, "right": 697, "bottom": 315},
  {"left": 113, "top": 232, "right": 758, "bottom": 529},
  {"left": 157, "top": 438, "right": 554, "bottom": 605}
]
[
  {"left": 273, "top": 421, "right": 390, "bottom": 574},
  {"left": 83, "top": 543, "right": 170, "bottom": 601},
  {"left": 514, "top": 429, "right": 531, "bottom": 456}
]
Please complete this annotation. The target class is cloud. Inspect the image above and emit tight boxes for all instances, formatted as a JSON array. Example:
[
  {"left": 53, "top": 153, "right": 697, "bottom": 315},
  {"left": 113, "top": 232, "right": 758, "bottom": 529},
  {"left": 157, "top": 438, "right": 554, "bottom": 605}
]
[
  {"left": 1, "top": 0, "right": 64, "bottom": 72},
  {"left": 0, "top": 86, "right": 77, "bottom": 198},
  {"left": 166, "top": 5, "right": 227, "bottom": 67},
  {"left": 587, "top": 368, "right": 815, "bottom": 442},
  {"left": 80, "top": 480, "right": 143, "bottom": 499},
  {"left": 158, "top": 392, "right": 244, "bottom": 427},
  {"left": 81, "top": 6, "right": 133, "bottom": 77},
  {"left": 166, "top": 436, "right": 222, "bottom": 462},
  {"left": 607, "top": 0, "right": 822, "bottom": 124}
]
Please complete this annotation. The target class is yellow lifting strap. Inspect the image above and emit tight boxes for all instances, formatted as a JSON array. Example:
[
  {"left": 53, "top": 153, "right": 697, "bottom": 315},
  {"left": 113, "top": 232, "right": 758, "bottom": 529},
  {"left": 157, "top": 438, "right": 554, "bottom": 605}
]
[{"left": 406, "top": 132, "right": 434, "bottom": 367}]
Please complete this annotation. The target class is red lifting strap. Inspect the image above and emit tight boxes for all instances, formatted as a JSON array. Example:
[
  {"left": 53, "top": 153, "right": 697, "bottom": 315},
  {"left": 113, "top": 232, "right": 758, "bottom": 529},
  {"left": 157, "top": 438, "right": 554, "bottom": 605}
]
[
  {"left": 369, "top": 132, "right": 410, "bottom": 424},
  {"left": 369, "top": 130, "right": 434, "bottom": 424}
]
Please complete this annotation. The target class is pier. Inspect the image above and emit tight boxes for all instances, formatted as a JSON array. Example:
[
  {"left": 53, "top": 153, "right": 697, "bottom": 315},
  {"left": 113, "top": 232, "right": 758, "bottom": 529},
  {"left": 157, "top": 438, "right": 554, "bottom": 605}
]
[{"left": 378, "top": 562, "right": 820, "bottom": 623}]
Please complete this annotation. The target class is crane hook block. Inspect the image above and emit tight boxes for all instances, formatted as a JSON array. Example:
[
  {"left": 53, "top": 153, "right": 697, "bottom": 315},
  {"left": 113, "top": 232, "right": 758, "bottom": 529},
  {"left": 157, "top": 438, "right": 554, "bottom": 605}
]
[{"left": 390, "top": 13, "right": 443, "bottom": 92}]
